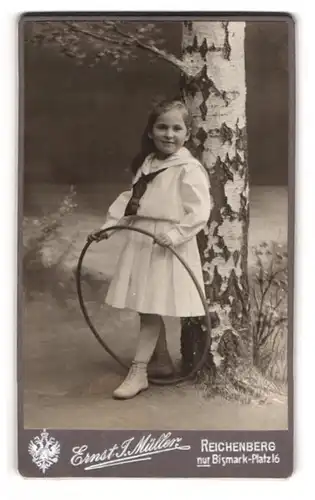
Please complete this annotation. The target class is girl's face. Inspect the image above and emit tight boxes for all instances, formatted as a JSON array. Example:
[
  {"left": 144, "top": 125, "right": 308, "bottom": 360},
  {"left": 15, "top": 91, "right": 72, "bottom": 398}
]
[{"left": 149, "top": 109, "right": 190, "bottom": 157}]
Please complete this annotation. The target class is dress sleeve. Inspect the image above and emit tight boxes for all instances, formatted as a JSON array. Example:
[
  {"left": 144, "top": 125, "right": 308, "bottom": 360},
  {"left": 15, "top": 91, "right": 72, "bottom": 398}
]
[
  {"left": 165, "top": 165, "right": 211, "bottom": 246},
  {"left": 100, "top": 190, "right": 132, "bottom": 230}
]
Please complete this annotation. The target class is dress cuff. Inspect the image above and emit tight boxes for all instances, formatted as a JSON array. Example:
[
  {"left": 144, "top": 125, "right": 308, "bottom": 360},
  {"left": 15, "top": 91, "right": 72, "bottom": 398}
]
[
  {"left": 101, "top": 216, "right": 134, "bottom": 233},
  {"left": 165, "top": 227, "right": 182, "bottom": 246}
]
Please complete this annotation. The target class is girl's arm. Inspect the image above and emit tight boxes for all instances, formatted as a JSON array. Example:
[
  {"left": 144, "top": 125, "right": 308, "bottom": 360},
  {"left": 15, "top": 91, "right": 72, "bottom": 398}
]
[
  {"left": 165, "top": 166, "right": 211, "bottom": 246},
  {"left": 100, "top": 190, "right": 133, "bottom": 231},
  {"left": 100, "top": 166, "right": 144, "bottom": 231},
  {"left": 87, "top": 189, "right": 132, "bottom": 242}
]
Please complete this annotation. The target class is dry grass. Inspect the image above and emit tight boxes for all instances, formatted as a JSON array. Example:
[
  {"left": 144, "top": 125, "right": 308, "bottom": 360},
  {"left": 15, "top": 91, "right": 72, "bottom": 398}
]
[
  {"left": 250, "top": 241, "right": 288, "bottom": 383},
  {"left": 197, "top": 361, "right": 287, "bottom": 404}
]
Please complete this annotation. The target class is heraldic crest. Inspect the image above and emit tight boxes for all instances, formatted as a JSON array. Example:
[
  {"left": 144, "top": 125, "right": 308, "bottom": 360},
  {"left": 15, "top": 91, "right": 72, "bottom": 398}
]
[{"left": 28, "top": 428, "right": 60, "bottom": 473}]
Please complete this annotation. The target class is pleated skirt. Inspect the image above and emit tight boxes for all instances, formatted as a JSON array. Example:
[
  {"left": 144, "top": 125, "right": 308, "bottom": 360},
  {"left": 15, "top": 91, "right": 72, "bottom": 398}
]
[{"left": 105, "top": 218, "right": 206, "bottom": 317}]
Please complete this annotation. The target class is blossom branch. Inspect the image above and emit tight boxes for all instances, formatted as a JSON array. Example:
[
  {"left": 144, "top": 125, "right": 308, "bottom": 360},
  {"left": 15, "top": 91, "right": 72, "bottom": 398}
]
[{"left": 65, "top": 21, "right": 197, "bottom": 77}]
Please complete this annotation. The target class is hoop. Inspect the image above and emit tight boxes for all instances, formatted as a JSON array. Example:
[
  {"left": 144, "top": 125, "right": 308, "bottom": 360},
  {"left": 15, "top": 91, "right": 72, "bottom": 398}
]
[{"left": 76, "top": 225, "right": 211, "bottom": 385}]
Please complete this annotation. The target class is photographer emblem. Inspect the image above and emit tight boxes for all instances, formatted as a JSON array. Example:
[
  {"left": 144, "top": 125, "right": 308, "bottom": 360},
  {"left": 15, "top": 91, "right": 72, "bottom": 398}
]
[{"left": 28, "top": 429, "right": 60, "bottom": 473}]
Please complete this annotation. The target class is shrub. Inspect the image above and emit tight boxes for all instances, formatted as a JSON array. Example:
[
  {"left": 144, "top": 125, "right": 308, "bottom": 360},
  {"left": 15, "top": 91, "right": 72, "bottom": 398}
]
[
  {"left": 250, "top": 241, "right": 288, "bottom": 382},
  {"left": 23, "top": 186, "right": 77, "bottom": 297}
]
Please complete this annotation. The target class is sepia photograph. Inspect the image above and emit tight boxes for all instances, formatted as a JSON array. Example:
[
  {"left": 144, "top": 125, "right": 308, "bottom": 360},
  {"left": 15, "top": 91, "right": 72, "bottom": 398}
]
[{"left": 21, "top": 15, "right": 292, "bottom": 433}]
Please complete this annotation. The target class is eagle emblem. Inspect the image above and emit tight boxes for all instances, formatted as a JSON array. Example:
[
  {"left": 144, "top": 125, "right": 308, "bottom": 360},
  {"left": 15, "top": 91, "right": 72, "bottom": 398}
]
[{"left": 28, "top": 429, "right": 60, "bottom": 473}]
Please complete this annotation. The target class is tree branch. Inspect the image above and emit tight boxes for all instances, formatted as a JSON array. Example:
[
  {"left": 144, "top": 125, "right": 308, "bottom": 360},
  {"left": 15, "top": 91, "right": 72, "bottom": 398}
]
[
  {"left": 112, "top": 24, "right": 195, "bottom": 76},
  {"left": 65, "top": 21, "right": 196, "bottom": 77},
  {"left": 64, "top": 21, "right": 122, "bottom": 46}
]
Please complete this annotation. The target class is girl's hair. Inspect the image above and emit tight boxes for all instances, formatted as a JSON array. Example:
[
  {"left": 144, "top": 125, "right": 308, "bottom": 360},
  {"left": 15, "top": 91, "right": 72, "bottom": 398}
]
[{"left": 130, "top": 99, "right": 192, "bottom": 175}]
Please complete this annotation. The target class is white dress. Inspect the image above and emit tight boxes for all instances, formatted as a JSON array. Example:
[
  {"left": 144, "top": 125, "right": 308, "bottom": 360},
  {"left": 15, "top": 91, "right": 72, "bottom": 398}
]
[{"left": 100, "top": 147, "right": 211, "bottom": 317}]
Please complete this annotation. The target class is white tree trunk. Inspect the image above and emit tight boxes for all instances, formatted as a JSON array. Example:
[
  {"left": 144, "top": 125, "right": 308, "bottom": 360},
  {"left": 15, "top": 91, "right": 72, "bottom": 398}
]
[{"left": 180, "top": 21, "right": 250, "bottom": 370}]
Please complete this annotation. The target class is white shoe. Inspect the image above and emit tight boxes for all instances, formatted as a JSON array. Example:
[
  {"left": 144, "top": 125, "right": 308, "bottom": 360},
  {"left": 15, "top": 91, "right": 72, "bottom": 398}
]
[{"left": 113, "top": 362, "right": 149, "bottom": 400}]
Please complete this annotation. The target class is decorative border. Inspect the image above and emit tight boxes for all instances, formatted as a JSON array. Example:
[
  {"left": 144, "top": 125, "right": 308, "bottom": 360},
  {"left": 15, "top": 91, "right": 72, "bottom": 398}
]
[{"left": 17, "top": 12, "right": 295, "bottom": 478}]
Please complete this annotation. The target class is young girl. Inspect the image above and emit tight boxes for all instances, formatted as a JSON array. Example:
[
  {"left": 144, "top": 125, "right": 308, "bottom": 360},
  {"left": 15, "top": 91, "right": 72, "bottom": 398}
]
[{"left": 88, "top": 100, "right": 211, "bottom": 400}]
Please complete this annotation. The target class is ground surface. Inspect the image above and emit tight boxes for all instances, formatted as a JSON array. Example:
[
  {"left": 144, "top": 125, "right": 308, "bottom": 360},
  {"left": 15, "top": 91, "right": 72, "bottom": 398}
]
[{"left": 22, "top": 184, "right": 288, "bottom": 430}]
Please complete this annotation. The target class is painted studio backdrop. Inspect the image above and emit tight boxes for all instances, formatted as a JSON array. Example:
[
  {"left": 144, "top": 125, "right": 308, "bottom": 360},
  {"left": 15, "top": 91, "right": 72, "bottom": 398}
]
[{"left": 22, "top": 19, "right": 289, "bottom": 430}]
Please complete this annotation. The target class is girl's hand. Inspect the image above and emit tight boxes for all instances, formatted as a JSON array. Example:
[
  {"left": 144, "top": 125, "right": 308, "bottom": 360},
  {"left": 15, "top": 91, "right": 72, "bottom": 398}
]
[
  {"left": 87, "top": 230, "right": 108, "bottom": 243},
  {"left": 154, "top": 233, "right": 173, "bottom": 247}
]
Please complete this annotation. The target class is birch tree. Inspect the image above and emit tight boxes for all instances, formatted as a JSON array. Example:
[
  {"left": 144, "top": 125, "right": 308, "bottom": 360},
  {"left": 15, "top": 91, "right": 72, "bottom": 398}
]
[
  {"left": 24, "top": 19, "right": 250, "bottom": 376},
  {"left": 179, "top": 22, "right": 249, "bottom": 373}
]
